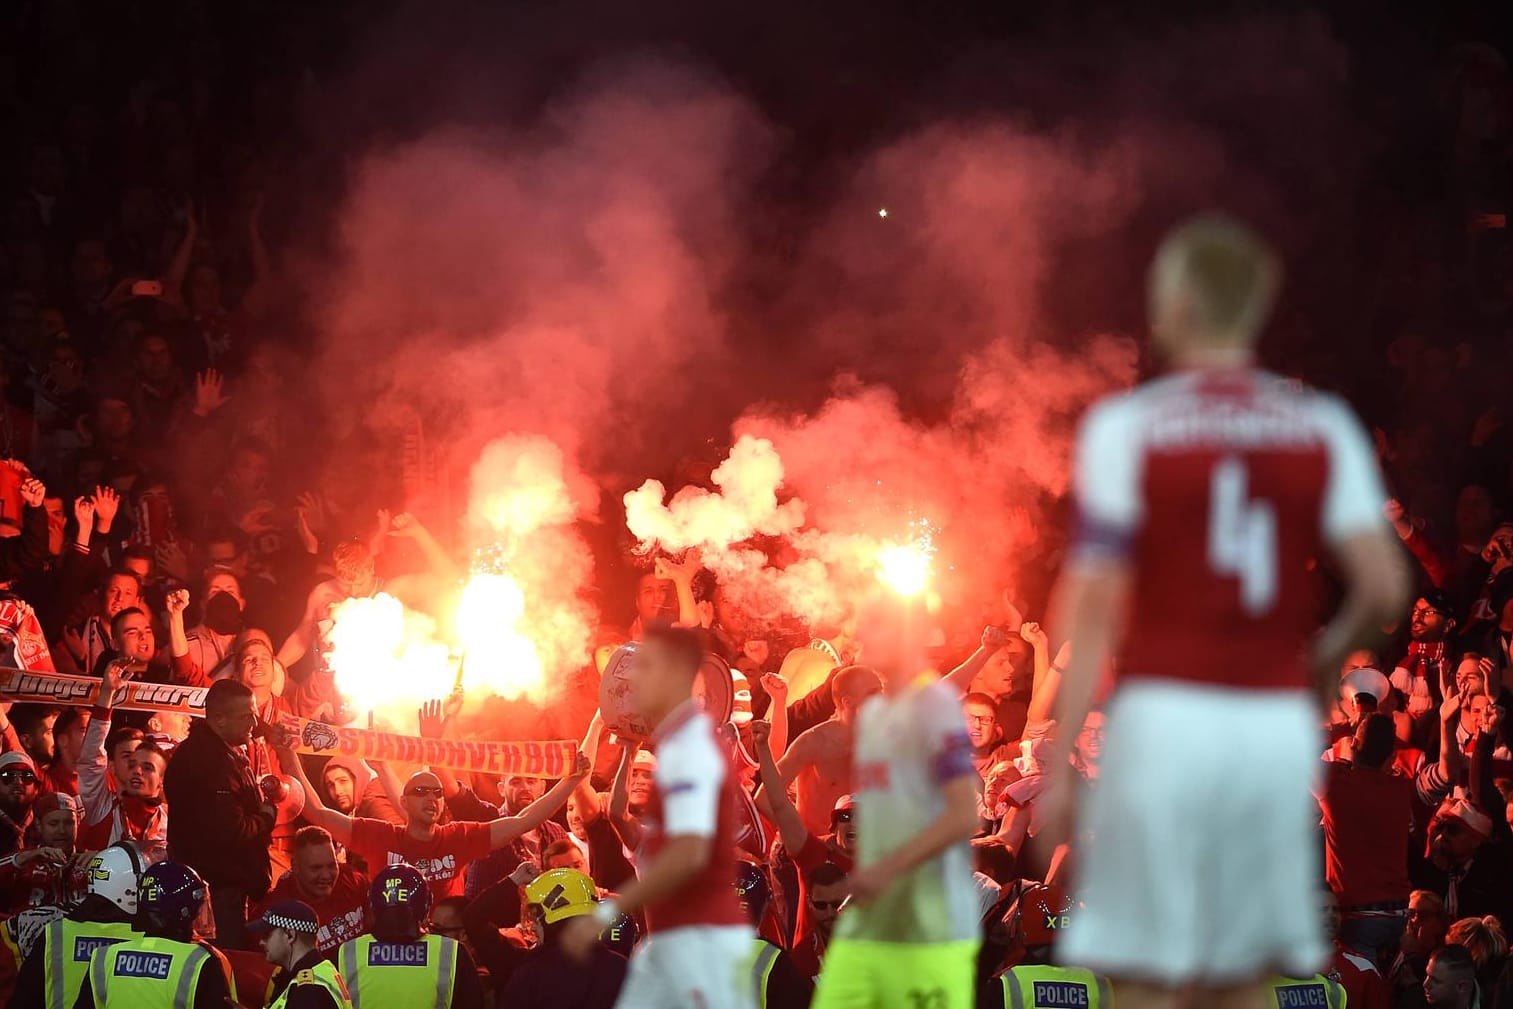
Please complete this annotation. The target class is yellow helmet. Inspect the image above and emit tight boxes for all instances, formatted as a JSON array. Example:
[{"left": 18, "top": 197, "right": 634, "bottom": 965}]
[{"left": 523, "top": 869, "right": 598, "bottom": 925}]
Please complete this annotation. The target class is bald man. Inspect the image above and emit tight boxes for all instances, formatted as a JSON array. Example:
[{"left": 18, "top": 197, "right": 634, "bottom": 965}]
[{"left": 277, "top": 748, "right": 590, "bottom": 901}]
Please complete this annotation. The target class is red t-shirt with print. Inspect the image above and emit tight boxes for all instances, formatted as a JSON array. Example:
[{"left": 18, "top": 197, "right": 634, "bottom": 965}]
[
  {"left": 347, "top": 818, "right": 492, "bottom": 901},
  {"left": 255, "top": 863, "right": 370, "bottom": 954}
]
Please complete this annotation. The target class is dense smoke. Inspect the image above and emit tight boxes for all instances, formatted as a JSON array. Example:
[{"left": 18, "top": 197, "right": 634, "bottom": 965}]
[{"left": 299, "top": 5, "right": 1361, "bottom": 688}]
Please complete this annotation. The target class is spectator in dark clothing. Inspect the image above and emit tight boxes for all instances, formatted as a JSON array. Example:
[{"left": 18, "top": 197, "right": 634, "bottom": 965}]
[
  {"left": 1413, "top": 794, "right": 1513, "bottom": 926},
  {"left": 465, "top": 863, "right": 628, "bottom": 1009},
  {"left": 162, "top": 678, "right": 276, "bottom": 950}
]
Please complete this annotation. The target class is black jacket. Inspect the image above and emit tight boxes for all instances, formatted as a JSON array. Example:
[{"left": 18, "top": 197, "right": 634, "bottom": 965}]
[{"left": 162, "top": 720, "right": 274, "bottom": 895}]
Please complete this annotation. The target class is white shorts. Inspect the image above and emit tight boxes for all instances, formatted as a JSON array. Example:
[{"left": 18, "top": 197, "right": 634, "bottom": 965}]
[
  {"left": 1058, "top": 679, "right": 1329, "bottom": 986},
  {"left": 614, "top": 924, "right": 756, "bottom": 1009}
]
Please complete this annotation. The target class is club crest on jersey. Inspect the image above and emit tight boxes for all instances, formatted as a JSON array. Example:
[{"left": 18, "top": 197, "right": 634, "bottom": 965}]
[{"left": 1032, "top": 981, "right": 1090, "bottom": 1007}]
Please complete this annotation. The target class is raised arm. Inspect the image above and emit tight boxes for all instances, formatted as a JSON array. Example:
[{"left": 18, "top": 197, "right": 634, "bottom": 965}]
[
  {"left": 488, "top": 752, "right": 590, "bottom": 849},
  {"left": 606, "top": 741, "right": 645, "bottom": 850},
  {"left": 386, "top": 513, "right": 458, "bottom": 581},
  {"left": 275, "top": 742, "right": 355, "bottom": 845},
  {"left": 655, "top": 552, "right": 703, "bottom": 629},
  {"left": 758, "top": 674, "right": 790, "bottom": 756},
  {"left": 942, "top": 626, "right": 1008, "bottom": 697},
  {"left": 418, "top": 697, "right": 464, "bottom": 798},
  {"left": 750, "top": 720, "right": 809, "bottom": 856},
  {"left": 276, "top": 586, "right": 323, "bottom": 670},
  {"left": 572, "top": 712, "right": 607, "bottom": 822}
]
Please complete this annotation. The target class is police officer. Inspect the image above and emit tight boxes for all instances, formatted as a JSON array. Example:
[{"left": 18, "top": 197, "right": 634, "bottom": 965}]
[
  {"left": 1267, "top": 974, "right": 1347, "bottom": 1009},
  {"left": 735, "top": 860, "right": 813, "bottom": 1009},
  {"left": 14, "top": 841, "right": 144, "bottom": 1009},
  {"left": 979, "top": 884, "right": 1114, "bottom": 1009},
  {"left": 74, "top": 860, "right": 238, "bottom": 1008},
  {"left": 335, "top": 863, "right": 483, "bottom": 1009},
  {"left": 250, "top": 900, "right": 354, "bottom": 1008}
]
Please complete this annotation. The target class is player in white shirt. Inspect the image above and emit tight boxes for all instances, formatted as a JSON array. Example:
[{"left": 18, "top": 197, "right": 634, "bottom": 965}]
[
  {"left": 1041, "top": 216, "right": 1409, "bottom": 1009},
  {"left": 812, "top": 596, "right": 982, "bottom": 1009}
]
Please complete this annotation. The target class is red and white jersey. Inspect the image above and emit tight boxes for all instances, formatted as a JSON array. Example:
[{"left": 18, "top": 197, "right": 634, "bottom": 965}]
[
  {"left": 1073, "top": 368, "right": 1388, "bottom": 691},
  {"left": 640, "top": 700, "right": 747, "bottom": 933}
]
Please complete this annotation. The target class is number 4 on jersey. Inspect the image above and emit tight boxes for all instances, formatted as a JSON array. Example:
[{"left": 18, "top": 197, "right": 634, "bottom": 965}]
[{"left": 1208, "top": 457, "right": 1278, "bottom": 616}]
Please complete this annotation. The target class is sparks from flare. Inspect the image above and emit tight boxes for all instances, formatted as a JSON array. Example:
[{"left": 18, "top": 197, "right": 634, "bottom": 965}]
[{"left": 875, "top": 518, "right": 937, "bottom": 598}]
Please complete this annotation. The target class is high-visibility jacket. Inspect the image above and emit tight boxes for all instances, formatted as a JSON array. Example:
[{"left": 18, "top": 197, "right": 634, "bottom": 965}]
[
  {"left": 88, "top": 935, "right": 234, "bottom": 1008},
  {"left": 41, "top": 918, "right": 139, "bottom": 1009},
  {"left": 1000, "top": 965, "right": 1114, "bottom": 1009},
  {"left": 336, "top": 933, "right": 459, "bottom": 1009},
  {"left": 750, "top": 939, "right": 782, "bottom": 1009},
  {"left": 269, "top": 957, "right": 355, "bottom": 1009},
  {"left": 1268, "top": 974, "right": 1347, "bottom": 1009}
]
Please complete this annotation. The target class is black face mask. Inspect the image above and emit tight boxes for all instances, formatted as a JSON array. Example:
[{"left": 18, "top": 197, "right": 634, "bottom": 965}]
[{"left": 203, "top": 591, "right": 244, "bottom": 636}]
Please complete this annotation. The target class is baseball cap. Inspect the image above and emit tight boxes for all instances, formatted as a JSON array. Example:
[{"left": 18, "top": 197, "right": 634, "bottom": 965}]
[
  {"left": 1419, "top": 589, "right": 1456, "bottom": 615},
  {"left": 33, "top": 792, "right": 81, "bottom": 820},
  {"left": 246, "top": 900, "right": 320, "bottom": 937},
  {"left": 632, "top": 750, "right": 657, "bottom": 771},
  {"left": 0, "top": 751, "right": 36, "bottom": 773}
]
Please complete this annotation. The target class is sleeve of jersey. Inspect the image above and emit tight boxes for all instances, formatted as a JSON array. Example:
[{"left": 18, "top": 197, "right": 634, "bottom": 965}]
[
  {"left": 1317, "top": 395, "right": 1390, "bottom": 545},
  {"left": 920, "top": 684, "right": 976, "bottom": 785},
  {"left": 657, "top": 729, "right": 726, "bottom": 840},
  {"left": 1070, "top": 399, "right": 1143, "bottom": 562}
]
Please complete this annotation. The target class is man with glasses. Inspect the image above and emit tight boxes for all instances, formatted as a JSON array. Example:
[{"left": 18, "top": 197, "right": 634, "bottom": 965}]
[
  {"left": 0, "top": 750, "right": 40, "bottom": 856},
  {"left": 1393, "top": 592, "right": 1458, "bottom": 734},
  {"left": 279, "top": 740, "right": 589, "bottom": 904},
  {"left": 795, "top": 862, "right": 849, "bottom": 984}
]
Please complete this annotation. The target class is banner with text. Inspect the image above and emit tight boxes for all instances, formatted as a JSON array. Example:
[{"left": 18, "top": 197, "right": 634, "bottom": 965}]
[
  {"left": 277, "top": 715, "right": 578, "bottom": 779},
  {"left": 0, "top": 667, "right": 206, "bottom": 715}
]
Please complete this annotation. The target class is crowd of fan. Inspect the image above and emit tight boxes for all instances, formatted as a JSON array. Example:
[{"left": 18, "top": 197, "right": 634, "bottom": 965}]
[{"left": 5, "top": 2, "right": 1513, "bottom": 1009}]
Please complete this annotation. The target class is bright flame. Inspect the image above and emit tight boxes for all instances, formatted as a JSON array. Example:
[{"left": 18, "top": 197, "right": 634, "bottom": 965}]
[
  {"left": 456, "top": 573, "right": 544, "bottom": 701},
  {"left": 327, "top": 593, "right": 454, "bottom": 722},
  {"left": 876, "top": 543, "right": 932, "bottom": 597}
]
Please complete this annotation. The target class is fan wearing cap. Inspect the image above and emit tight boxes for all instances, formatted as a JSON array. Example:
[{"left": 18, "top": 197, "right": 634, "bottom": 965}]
[
  {"left": 1418, "top": 792, "right": 1513, "bottom": 923},
  {"left": 0, "top": 749, "right": 41, "bottom": 856},
  {"left": 0, "top": 790, "right": 80, "bottom": 912},
  {"left": 250, "top": 899, "right": 353, "bottom": 1008}
]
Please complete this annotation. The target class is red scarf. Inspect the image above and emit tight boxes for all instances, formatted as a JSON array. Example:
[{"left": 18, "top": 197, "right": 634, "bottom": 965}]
[{"left": 1402, "top": 641, "right": 1448, "bottom": 691}]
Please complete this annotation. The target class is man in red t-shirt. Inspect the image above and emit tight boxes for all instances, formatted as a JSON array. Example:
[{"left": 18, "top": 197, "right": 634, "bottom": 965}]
[
  {"left": 1315, "top": 713, "right": 1416, "bottom": 959},
  {"left": 253, "top": 825, "right": 369, "bottom": 955},
  {"left": 277, "top": 743, "right": 588, "bottom": 903}
]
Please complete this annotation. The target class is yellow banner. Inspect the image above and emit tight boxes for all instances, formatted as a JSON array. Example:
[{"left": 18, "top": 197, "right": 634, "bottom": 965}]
[
  {"left": 277, "top": 715, "right": 578, "bottom": 779},
  {"left": 0, "top": 667, "right": 207, "bottom": 714}
]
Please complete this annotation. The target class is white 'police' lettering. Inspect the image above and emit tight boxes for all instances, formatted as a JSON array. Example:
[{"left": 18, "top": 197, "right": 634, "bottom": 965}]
[
  {"left": 1276, "top": 985, "right": 1329, "bottom": 1008},
  {"left": 73, "top": 936, "right": 125, "bottom": 962},
  {"left": 114, "top": 950, "right": 173, "bottom": 979},
  {"left": 368, "top": 942, "right": 429, "bottom": 966},
  {"left": 1033, "top": 981, "right": 1091, "bottom": 1007}
]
